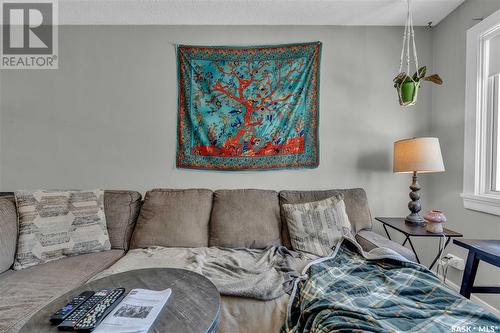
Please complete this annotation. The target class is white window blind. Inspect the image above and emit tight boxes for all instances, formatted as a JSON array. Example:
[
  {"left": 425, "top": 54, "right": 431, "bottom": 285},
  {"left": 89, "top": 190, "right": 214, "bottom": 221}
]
[
  {"left": 493, "top": 74, "right": 500, "bottom": 192},
  {"left": 489, "top": 34, "right": 500, "bottom": 77}
]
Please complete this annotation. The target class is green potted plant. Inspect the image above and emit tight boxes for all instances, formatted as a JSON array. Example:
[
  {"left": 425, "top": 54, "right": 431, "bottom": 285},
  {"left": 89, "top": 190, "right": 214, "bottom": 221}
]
[{"left": 393, "top": 66, "right": 443, "bottom": 106}]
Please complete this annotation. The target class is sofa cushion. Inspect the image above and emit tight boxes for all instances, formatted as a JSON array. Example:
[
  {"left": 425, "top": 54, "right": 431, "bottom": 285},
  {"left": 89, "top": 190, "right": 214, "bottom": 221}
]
[
  {"left": 131, "top": 189, "right": 213, "bottom": 248},
  {"left": 0, "top": 249, "right": 124, "bottom": 332},
  {"left": 279, "top": 189, "right": 372, "bottom": 248},
  {"left": 104, "top": 190, "right": 142, "bottom": 250},
  {"left": 218, "top": 295, "right": 289, "bottom": 333},
  {"left": 13, "top": 190, "right": 111, "bottom": 270},
  {"left": 355, "top": 230, "right": 417, "bottom": 262},
  {"left": 0, "top": 197, "right": 17, "bottom": 274},
  {"left": 209, "top": 189, "right": 281, "bottom": 248},
  {"left": 282, "top": 194, "right": 352, "bottom": 256}
]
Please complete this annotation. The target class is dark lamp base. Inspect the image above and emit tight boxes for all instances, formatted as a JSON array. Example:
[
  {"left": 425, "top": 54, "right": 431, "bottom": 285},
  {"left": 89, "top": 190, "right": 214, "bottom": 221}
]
[
  {"left": 405, "top": 171, "right": 426, "bottom": 226},
  {"left": 405, "top": 213, "right": 425, "bottom": 225}
]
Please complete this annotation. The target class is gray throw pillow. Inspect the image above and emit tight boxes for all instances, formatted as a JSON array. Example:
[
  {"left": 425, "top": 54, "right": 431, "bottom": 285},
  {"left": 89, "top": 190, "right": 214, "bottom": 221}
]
[
  {"left": 282, "top": 194, "right": 352, "bottom": 257},
  {"left": 13, "top": 189, "right": 111, "bottom": 270}
]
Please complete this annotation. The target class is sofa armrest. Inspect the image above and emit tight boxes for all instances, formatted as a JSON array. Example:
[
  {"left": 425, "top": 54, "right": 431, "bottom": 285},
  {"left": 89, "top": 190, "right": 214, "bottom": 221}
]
[
  {"left": 355, "top": 230, "right": 417, "bottom": 262},
  {"left": 0, "top": 197, "right": 17, "bottom": 273}
]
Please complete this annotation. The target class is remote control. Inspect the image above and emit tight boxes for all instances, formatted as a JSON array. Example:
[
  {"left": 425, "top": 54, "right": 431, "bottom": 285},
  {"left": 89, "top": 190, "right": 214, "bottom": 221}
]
[
  {"left": 49, "top": 291, "right": 95, "bottom": 324},
  {"left": 57, "top": 289, "right": 117, "bottom": 331},
  {"left": 74, "top": 288, "right": 125, "bottom": 332}
]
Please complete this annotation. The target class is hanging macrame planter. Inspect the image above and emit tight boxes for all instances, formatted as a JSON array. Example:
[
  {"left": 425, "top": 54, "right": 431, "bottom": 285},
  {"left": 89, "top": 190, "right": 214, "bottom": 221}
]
[{"left": 393, "top": 0, "right": 443, "bottom": 107}]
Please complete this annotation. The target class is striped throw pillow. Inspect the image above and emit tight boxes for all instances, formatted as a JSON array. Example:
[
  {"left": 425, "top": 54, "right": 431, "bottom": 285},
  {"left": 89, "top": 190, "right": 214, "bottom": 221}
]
[{"left": 13, "top": 189, "right": 111, "bottom": 270}]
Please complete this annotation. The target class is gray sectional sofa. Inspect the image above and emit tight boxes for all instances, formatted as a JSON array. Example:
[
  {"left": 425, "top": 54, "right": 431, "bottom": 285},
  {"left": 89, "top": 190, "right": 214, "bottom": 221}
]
[{"left": 0, "top": 188, "right": 415, "bottom": 333}]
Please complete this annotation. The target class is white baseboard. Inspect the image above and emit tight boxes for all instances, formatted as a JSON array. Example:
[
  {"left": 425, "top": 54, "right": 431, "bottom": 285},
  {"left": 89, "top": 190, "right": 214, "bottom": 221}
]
[{"left": 441, "top": 278, "right": 500, "bottom": 316}]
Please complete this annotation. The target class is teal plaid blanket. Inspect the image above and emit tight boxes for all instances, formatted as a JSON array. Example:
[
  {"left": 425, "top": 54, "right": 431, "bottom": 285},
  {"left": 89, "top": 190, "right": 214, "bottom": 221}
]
[{"left": 284, "top": 240, "right": 500, "bottom": 333}]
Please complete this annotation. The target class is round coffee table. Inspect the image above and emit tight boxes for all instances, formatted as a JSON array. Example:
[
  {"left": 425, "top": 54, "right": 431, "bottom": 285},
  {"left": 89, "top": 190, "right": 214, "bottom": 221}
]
[{"left": 20, "top": 268, "right": 220, "bottom": 333}]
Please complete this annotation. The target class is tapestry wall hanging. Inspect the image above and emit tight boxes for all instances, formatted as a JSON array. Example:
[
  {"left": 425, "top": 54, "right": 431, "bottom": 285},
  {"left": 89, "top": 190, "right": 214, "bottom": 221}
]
[{"left": 176, "top": 42, "right": 322, "bottom": 170}]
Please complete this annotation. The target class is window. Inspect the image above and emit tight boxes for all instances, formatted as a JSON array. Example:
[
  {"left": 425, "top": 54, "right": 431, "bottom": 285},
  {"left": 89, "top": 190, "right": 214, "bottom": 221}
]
[{"left": 463, "top": 9, "right": 500, "bottom": 216}]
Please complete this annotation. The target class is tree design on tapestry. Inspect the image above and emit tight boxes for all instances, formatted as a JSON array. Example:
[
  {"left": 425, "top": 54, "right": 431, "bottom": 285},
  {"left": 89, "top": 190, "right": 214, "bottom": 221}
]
[
  {"left": 177, "top": 42, "right": 321, "bottom": 170},
  {"left": 192, "top": 58, "right": 306, "bottom": 157}
]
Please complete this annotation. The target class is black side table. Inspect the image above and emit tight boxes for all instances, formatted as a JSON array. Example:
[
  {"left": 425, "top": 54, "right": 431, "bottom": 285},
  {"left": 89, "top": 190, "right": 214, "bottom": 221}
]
[
  {"left": 453, "top": 239, "right": 500, "bottom": 299},
  {"left": 375, "top": 217, "right": 463, "bottom": 269}
]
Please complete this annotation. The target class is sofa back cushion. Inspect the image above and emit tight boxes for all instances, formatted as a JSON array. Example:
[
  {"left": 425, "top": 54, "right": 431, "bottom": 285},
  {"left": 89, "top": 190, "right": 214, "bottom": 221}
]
[
  {"left": 209, "top": 189, "right": 281, "bottom": 248},
  {"left": 279, "top": 188, "right": 372, "bottom": 248},
  {"left": 0, "top": 196, "right": 17, "bottom": 273},
  {"left": 131, "top": 189, "right": 213, "bottom": 248},
  {"left": 104, "top": 190, "right": 142, "bottom": 250}
]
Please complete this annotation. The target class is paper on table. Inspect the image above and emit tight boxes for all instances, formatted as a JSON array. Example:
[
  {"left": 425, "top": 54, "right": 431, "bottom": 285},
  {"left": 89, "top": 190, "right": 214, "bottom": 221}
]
[{"left": 93, "top": 288, "right": 172, "bottom": 333}]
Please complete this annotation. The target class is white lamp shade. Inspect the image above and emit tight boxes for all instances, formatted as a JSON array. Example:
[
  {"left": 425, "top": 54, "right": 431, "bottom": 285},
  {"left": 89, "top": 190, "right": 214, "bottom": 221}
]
[{"left": 393, "top": 137, "right": 445, "bottom": 173}]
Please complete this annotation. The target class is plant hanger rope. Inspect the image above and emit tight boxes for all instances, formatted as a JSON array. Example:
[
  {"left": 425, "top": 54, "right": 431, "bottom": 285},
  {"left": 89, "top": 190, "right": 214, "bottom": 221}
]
[
  {"left": 398, "top": 0, "right": 419, "bottom": 82},
  {"left": 393, "top": 0, "right": 443, "bottom": 107}
]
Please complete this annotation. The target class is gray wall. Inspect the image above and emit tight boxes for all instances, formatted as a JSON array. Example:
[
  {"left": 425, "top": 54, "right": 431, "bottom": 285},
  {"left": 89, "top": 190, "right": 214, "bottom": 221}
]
[
  {"left": 0, "top": 25, "right": 432, "bottom": 221},
  {"left": 429, "top": 0, "right": 500, "bottom": 309}
]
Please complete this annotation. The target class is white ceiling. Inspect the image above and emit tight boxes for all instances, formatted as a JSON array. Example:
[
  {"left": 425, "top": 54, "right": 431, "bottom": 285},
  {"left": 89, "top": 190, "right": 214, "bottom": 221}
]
[{"left": 60, "top": 0, "right": 465, "bottom": 26}]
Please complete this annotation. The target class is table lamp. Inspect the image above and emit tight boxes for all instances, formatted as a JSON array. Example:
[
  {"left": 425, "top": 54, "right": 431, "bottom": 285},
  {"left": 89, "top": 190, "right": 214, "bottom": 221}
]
[{"left": 393, "top": 137, "right": 445, "bottom": 224}]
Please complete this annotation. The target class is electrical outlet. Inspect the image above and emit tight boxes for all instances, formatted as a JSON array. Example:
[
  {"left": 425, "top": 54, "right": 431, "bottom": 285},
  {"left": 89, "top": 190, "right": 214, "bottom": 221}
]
[{"left": 440, "top": 253, "right": 465, "bottom": 270}]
